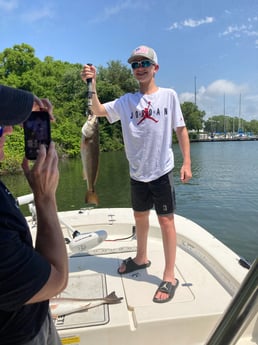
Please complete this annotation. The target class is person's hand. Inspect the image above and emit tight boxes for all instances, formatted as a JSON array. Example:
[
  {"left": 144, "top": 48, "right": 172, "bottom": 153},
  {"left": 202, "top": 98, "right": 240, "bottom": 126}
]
[
  {"left": 81, "top": 64, "right": 97, "bottom": 87},
  {"left": 32, "top": 97, "right": 55, "bottom": 121},
  {"left": 180, "top": 163, "right": 192, "bottom": 183},
  {"left": 22, "top": 142, "right": 59, "bottom": 203}
]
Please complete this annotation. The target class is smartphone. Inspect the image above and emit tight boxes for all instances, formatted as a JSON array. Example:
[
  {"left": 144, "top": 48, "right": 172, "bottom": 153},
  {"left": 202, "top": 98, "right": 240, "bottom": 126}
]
[{"left": 23, "top": 111, "right": 51, "bottom": 160}]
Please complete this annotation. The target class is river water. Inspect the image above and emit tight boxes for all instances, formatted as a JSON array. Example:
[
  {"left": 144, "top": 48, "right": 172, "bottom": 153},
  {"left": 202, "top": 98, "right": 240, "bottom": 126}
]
[{"left": 2, "top": 141, "right": 257, "bottom": 263}]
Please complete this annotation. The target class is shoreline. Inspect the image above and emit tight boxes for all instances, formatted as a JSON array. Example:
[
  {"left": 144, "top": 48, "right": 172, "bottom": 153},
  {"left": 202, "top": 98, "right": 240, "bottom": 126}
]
[{"left": 190, "top": 137, "right": 258, "bottom": 143}]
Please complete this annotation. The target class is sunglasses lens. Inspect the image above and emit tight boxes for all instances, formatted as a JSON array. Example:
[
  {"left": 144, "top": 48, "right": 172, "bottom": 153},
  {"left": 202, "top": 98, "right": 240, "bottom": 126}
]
[
  {"left": 131, "top": 62, "right": 139, "bottom": 69},
  {"left": 131, "top": 60, "right": 153, "bottom": 69},
  {"left": 141, "top": 60, "right": 151, "bottom": 67},
  {"left": 0, "top": 126, "right": 3, "bottom": 137}
]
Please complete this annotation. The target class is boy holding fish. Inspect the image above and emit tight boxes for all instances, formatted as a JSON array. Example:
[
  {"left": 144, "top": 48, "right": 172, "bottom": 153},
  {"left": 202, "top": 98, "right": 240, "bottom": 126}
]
[{"left": 81, "top": 45, "right": 192, "bottom": 303}]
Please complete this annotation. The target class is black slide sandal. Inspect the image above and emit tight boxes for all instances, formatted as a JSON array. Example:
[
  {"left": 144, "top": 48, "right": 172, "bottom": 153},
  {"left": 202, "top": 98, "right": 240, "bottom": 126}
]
[{"left": 117, "top": 257, "right": 151, "bottom": 274}]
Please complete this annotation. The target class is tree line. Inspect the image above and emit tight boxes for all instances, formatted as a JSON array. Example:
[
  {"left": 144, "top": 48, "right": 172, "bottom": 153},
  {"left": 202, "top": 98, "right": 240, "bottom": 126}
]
[{"left": 1, "top": 43, "right": 257, "bottom": 173}]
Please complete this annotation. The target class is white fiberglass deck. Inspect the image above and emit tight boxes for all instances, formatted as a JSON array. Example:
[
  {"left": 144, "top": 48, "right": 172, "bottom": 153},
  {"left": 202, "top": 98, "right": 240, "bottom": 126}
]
[{"left": 27, "top": 208, "right": 256, "bottom": 345}]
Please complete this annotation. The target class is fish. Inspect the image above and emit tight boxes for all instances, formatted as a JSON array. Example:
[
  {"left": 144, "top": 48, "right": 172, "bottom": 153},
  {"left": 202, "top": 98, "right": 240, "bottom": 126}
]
[
  {"left": 81, "top": 114, "right": 99, "bottom": 205},
  {"left": 50, "top": 291, "right": 123, "bottom": 318}
]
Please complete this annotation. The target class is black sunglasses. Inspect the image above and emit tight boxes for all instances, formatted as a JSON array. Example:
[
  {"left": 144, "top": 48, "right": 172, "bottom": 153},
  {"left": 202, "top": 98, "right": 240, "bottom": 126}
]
[
  {"left": 131, "top": 60, "right": 154, "bottom": 69},
  {"left": 0, "top": 126, "right": 4, "bottom": 138}
]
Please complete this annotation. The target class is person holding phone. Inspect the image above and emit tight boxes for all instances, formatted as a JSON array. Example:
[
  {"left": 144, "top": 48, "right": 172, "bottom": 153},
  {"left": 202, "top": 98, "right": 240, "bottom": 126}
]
[
  {"left": 23, "top": 111, "right": 51, "bottom": 160},
  {"left": 81, "top": 45, "right": 192, "bottom": 303},
  {"left": 0, "top": 85, "right": 68, "bottom": 344}
]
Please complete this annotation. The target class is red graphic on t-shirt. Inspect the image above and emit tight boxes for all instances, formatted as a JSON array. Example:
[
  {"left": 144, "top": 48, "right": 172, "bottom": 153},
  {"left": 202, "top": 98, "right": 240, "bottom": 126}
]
[{"left": 137, "top": 102, "right": 158, "bottom": 125}]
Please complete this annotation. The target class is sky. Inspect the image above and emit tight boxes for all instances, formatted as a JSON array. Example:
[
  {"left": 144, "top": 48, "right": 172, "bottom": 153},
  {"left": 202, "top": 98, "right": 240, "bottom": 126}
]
[{"left": 0, "top": 0, "right": 258, "bottom": 121}]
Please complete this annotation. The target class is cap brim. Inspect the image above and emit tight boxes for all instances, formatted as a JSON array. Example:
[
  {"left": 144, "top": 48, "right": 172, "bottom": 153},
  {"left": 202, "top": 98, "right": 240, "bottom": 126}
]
[{"left": 0, "top": 85, "right": 34, "bottom": 125}]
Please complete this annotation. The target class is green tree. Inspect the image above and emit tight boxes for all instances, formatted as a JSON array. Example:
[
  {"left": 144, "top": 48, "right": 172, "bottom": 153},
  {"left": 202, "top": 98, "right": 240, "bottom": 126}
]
[
  {"left": 204, "top": 116, "right": 258, "bottom": 135},
  {"left": 248, "top": 120, "right": 258, "bottom": 134},
  {"left": 0, "top": 43, "right": 40, "bottom": 83},
  {"left": 96, "top": 60, "right": 138, "bottom": 151},
  {"left": 181, "top": 102, "right": 205, "bottom": 131},
  {"left": 204, "top": 115, "right": 225, "bottom": 133},
  {"left": 98, "top": 60, "right": 138, "bottom": 95}
]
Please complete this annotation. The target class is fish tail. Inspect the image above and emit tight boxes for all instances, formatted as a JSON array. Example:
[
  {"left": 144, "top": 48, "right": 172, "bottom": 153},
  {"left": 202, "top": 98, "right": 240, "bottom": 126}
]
[{"left": 85, "top": 190, "right": 99, "bottom": 206}]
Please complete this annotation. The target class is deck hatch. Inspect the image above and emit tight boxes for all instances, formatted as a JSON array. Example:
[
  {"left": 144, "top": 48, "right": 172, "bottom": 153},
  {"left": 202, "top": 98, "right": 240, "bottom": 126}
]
[{"left": 54, "top": 273, "right": 109, "bottom": 330}]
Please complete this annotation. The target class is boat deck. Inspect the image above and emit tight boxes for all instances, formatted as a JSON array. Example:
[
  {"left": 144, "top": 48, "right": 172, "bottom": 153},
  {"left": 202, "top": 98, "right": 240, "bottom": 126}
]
[{"left": 27, "top": 208, "right": 256, "bottom": 345}]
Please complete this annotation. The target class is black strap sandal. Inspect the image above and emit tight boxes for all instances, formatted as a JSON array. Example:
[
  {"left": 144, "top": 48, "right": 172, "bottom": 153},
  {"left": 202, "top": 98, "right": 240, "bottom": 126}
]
[
  {"left": 117, "top": 257, "right": 151, "bottom": 274},
  {"left": 153, "top": 279, "right": 179, "bottom": 303}
]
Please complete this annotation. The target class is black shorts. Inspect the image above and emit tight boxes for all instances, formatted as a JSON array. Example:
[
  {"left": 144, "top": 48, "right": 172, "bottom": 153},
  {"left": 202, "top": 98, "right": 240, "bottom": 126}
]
[{"left": 130, "top": 171, "right": 176, "bottom": 215}]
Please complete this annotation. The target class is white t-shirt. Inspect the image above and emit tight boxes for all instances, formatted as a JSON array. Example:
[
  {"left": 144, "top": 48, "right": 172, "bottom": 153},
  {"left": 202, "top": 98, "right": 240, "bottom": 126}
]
[{"left": 104, "top": 87, "right": 185, "bottom": 182}]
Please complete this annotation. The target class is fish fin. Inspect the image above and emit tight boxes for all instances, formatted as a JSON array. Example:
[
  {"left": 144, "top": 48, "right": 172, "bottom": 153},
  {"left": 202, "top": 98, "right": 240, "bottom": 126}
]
[
  {"left": 85, "top": 191, "right": 99, "bottom": 206},
  {"left": 104, "top": 291, "right": 123, "bottom": 304}
]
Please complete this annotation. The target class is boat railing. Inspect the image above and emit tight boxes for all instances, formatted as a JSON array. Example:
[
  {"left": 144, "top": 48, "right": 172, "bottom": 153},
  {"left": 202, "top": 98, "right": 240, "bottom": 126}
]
[{"left": 205, "top": 257, "right": 258, "bottom": 345}]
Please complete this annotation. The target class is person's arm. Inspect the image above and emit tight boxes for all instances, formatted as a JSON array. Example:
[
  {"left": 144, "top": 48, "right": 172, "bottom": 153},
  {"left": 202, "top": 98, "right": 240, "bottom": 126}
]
[
  {"left": 176, "top": 126, "right": 192, "bottom": 183},
  {"left": 22, "top": 143, "right": 68, "bottom": 303},
  {"left": 81, "top": 64, "right": 108, "bottom": 116}
]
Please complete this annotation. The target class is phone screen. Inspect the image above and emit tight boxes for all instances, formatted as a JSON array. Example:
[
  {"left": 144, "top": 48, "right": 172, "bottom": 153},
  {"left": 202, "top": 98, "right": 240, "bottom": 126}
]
[{"left": 23, "top": 111, "right": 51, "bottom": 160}]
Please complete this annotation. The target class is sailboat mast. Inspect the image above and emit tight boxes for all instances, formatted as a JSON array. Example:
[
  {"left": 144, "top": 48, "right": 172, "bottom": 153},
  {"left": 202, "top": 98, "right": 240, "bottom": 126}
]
[
  {"left": 194, "top": 76, "right": 197, "bottom": 105},
  {"left": 223, "top": 93, "right": 226, "bottom": 133},
  {"left": 238, "top": 94, "right": 242, "bottom": 132}
]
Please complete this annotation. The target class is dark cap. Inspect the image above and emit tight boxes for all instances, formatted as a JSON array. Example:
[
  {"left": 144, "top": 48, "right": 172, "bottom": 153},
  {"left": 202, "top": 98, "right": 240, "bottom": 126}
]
[{"left": 0, "top": 85, "right": 34, "bottom": 125}]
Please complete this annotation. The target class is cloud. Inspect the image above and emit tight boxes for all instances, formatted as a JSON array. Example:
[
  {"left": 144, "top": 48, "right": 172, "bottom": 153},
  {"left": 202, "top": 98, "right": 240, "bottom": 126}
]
[
  {"left": 179, "top": 79, "right": 256, "bottom": 120},
  {"left": 90, "top": 0, "right": 149, "bottom": 23},
  {"left": 206, "top": 80, "right": 248, "bottom": 95},
  {"left": 21, "top": 5, "right": 54, "bottom": 22},
  {"left": 244, "top": 94, "right": 258, "bottom": 116},
  {"left": 168, "top": 16, "right": 214, "bottom": 30},
  {"left": 220, "top": 16, "right": 258, "bottom": 47},
  {"left": 221, "top": 24, "right": 258, "bottom": 38},
  {"left": 183, "top": 16, "right": 214, "bottom": 28},
  {"left": 179, "top": 91, "right": 193, "bottom": 102},
  {"left": 0, "top": 1, "right": 54, "bottom": 23},
  {"left": 0, "top": 0, "right": 18, "bottom": 11}
]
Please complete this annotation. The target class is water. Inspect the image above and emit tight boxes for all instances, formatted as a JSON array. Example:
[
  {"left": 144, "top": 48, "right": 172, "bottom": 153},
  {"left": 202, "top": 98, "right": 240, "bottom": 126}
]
[
  {"left": 1, "top": 141, "right": 257, "bottom": 263},
  {"left": 175, "top": 141, "right": 258, "bottom": 264}
]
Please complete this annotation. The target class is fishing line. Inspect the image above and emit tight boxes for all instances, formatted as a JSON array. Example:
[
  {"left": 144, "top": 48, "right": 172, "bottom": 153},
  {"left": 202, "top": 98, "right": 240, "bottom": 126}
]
[
  {"left": 105, "top": 226, "right": 136, "bottom": 242},
  {"left": 105, "top": 234, "right": 135, "bottom": 242}
]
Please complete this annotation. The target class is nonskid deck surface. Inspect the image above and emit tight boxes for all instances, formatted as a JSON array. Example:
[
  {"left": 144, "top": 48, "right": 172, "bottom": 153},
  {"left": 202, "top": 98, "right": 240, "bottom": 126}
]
[
  {"left": 27, "top": 208, "right": 253, "bottom": 344},
  {"left": 28, "top": 208, "right": 244, "bottom": 322},
  {"left": 67, "top": 236, "right": 232, "bottom": 318},
  {"left": 54, "top": 235, "right": 234, "bottom": 344}
]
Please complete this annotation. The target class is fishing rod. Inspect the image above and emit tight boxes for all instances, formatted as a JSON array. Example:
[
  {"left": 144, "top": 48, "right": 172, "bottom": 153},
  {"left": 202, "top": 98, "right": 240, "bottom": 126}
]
[{"left": 86, "top": 63, "right": 93, "bottom": 116}]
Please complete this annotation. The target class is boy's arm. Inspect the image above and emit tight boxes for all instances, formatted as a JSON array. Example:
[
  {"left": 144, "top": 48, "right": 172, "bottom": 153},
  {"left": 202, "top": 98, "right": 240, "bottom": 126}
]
[{"left": 176, "top": 126, "right": 192, "bottom": 183}]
